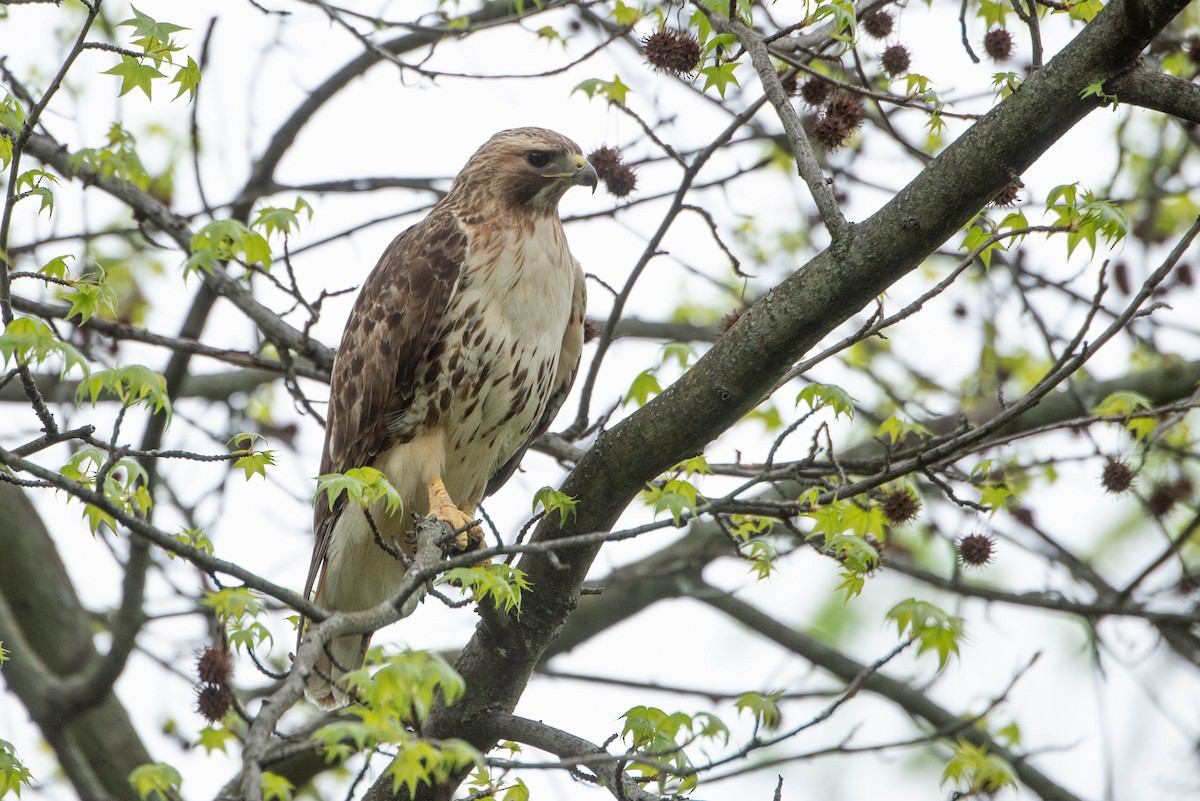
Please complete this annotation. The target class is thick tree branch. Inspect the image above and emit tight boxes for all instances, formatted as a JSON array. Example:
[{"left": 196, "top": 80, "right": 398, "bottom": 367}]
[
  {"left": 0, "top": 481, "right": 152, "bottom": 801},
  {"left": 1107, "top": 64, "right": 1200, "bottom": 124}
]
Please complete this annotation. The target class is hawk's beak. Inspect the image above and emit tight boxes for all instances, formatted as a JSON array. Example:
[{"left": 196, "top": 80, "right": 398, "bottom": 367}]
[{"left": 574, "top": 157, "right": 598, "bottom": 193}]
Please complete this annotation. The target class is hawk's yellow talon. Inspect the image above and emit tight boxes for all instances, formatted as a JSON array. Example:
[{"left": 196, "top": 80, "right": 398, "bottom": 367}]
[{"left": 427, "top": 475, "right": 485, "bottom": 554}]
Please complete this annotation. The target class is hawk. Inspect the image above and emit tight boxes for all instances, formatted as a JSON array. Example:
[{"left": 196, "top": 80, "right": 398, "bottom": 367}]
[{"left": 302, "top": 128, "right": 596, "bottom": 709}]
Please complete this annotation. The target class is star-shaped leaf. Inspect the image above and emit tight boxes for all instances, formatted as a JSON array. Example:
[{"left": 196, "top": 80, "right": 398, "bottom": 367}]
[
  {"left": 118, "top": 6, "right": 187, "bottom": 46},
  {"left": 102, "top": 56, "right": 166, "bottom": 99}
]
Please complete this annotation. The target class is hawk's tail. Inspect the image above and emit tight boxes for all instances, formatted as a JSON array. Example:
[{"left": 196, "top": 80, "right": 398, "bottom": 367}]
[{"left": 304, "top": 633, "right": 370, "bottom": 710}]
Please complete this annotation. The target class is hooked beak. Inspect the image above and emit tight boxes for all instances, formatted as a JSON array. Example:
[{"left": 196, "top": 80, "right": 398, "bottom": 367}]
[{"left": 575, "top": 158, "right": 599, "bottom": 193}]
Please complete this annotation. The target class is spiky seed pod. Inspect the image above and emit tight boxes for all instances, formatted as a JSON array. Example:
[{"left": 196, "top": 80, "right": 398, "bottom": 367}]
[
  {"left": 826, "top": 92, "right": 866, "bottom": 128},
  {"left": 862, "top": 10, "right": 894, "bottom": 39},
  {"left": 196, "top": 646, "right": 232, "bottom": 685},
  {"left": 719, "top": 308, "right": 745, "bottom": 334},
  {"left": 642, "top": 29, "right": 702, "bottom": 77},
  {"left": 1146, "top": 476, "right": 1194, "bottom": 517},
  {"left": 1101, "top": 457, "right": 1136, "bottom": 494},
  {"left": 196, "top": 683, "right": 236, "bottom": 723},
  {"left": 1009, "top": 505, "right": 1034, "bottom": 527},
  {"left": 1146, "top": 482, "right": 1178, "bottom": 517},
  {"left": 1178, "top": 262, "right": 1194, "bottom": 287},
  {"left": 957, "top": 532, "right": 996, "bottom": 568},
  {"left": 812, "top": 114, "right": 852, "bottom": 150},
  {"left": 881, "top": 489, "right": 921, "bottom": 525},
  {"left": 799, "top": 77, "right": 833, "bottom": 108},
  {"left": 1177, "top": 573, "right": 1200, "bottom": 597},
  {"left": 984, "top": 28, "right": 1015, "bottom": 62},
  {"left": 588, "top": 146, "right": 638, "bottom": 198},
  {"left": 990, "top": 183, "right": 1020, "bottom": 207},
  {"left": 604, "top": 164, "right": 638, "bottom": 197},
  {"left": 881, "top": 44, "right": 911, "bottom": 76},
  {"left": 778, "top": 68, "right": 799, "bottom": 97},
  {"left": 583, "top": 319, "right": 599, "bottom": 344},
  {"left": 1113, "top": 261, "right": 1131, "bottom": 295}
]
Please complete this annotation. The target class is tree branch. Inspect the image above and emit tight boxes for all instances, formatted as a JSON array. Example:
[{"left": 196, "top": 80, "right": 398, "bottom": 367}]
[{"left": 1107, "top": 64, "right": 1200, "bottom": 124}]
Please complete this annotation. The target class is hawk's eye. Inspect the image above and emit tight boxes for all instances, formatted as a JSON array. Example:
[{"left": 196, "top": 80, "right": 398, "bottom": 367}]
[{"left": 525, "top": 150, "right": 552, "bottom": 168}]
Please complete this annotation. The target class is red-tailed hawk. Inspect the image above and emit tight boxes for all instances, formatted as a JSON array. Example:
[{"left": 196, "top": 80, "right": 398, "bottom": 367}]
[{"left": 303, "top": 128, "right": 595, "bottom": 708}]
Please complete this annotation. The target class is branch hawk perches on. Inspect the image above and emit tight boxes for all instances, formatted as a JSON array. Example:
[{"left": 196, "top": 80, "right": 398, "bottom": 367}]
[{"left": 302, "top": 128, "right": 596, "bottom": 708}]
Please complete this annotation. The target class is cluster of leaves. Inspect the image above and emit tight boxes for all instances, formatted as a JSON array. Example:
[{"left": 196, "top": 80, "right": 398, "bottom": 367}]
[
  {"left": 127, "top": 762, "right": 181, "bottom": 801},
  {"left": 942, "top": 739, "right": 1017, "bottom": 795},
  {"left": 642, "top": 453, "right": 710, "bottom": 526},
  {"left": 532, "top": 485, "right": 578, "bottom": 526},
  {"left": 311, "top": 652, "right": 480, "bottom": 797},
  {"left": 728, "top": 514, "right": 778, "bottom": 579},
  {"left": 68, "top": 123, "right": 156, "bottom": 192},
  {"left": 803, "top": 495, "right": 885, "bottom": 599},
  {"left": 229, "top": 433, "right": 277, "bottom": 481},
  {"left": 0, "top": 317, "right": 88, "bottom": 376},
  {"left": 200, "top": 587, "right": 273, "bottom": 655},
  {"left": 886, "top": 598, "right": 965, "bottom": 668},
  {"left": 60, "top": 447, "right": 154, "bottom": 534},
  {"left": 439, "top": 564, "right": 531, "bottom": 615},
  {"left": 315, "top": 467, "right": 403, "bottom": 515},
  {"left": 619, "top": 705, "right": 730, "bottom": 793},
  {"left": 0, "top": 738, "right": 33, "bottom": 799},
  {"left": 101, "top": 6, "right": 200, "bottom": 102},
  {"left": 77, "top": 365, "right": 172, "bottom": 419},
  {"left": 0, "top": 93, "right": 26, "bottom": 168}
]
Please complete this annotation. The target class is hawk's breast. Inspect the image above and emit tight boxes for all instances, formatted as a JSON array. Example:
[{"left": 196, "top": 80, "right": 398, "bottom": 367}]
[{"left": 420, "top": 216, "right": 577, "bottom": 507}]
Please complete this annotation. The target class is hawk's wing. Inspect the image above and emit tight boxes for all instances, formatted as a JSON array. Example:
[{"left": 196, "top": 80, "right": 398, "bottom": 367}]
[
  {"left": 485, "top": 262, "right": 586, "bottom": 497},
  {"left": 304, "top": 210, "right": 467, "bottom": 605}
]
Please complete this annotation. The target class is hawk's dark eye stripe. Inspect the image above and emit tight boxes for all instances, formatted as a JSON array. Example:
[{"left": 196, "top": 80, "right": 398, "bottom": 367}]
[{"left": 525, "top": 150, "right": 551, "bottom": 168}]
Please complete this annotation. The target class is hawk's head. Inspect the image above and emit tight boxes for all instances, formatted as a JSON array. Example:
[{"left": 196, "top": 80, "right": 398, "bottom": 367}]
[{"left": 449, "top": 127, "right": 598, "bottom": 215}]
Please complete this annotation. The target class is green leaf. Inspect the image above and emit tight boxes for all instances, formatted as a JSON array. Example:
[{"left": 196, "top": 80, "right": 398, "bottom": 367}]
[
  {"left": 118, "top": 6, "right": 187, "bottom": 45},
  {"left": 0, "top": 317, "right": 89, "bottom": 377},
  {"left": 170, "top": 56, "right": 202, "bottom": 101},
  {"left": 1080, "top": 80, "right": 1118, "bottom": 107},
  {"left": 572, "top": 74, "right": 631, "bottom": 105},
  {"left": 315, "top": 467, "right": 402, "bottom": 514},
  {"left": 976, "top": 0, "right": 1009, "bottom": 26},
  {"left": 609, "top": 0, "right": 643, "bottom": 26},
  {"left": 797, "top": 382, "right": 856, "bottom": 419},
  {"left": 532, "top": 486, "right": 578, "bottom": 526},
  {"left": 260, "top": 772, "right": 295, "bottom": 801},
  {"left": 623, "top": 369, "right": 662, "bottom": 407},
  {"left": 253, "top": 197, "right": 313, "bottom": 238},
  {"left": 942, "top": 739, "right": 1018, "bottom": 794},
  {"left": 188, "top": 219, "right": 273, "bottom": 275},
  {"left": 699, "top": 62, "right": 740, "bottom": 97},
  {"left": 810, "top": 0, "right": 856, "bottom": 41},
  {"left": 229, "top": 433, "right": 276, "bottom": 480},
  {"left": 439, "top": 564, "right": 531, "bottom": 614},
  {"left": 76, "top": 365, "right": 171, "bottom": 419},
  {"left": 876, "top": 414, "right": 933, "bottom": 446},
  {"left": 1093, "top": 390, "right": 1156, "bottom": 441},
  {"left": 64, "top": 278, "right": 118, "bottom": 324},
  {"left": 734, "top": 691, "right": 782, "bottom": 731},
  {"left": 0, "top": 738, "right": 34, "bottom": 798},
  {"left": 128, "top": 762, "right": 181, "bottom": 801},
  {"left": 887, "top": 598, "right": 964, "bottom": 668},
  {"left": 102, "top": 56, "right": 166, "bottom": 99},
  {"left": 196, "top": 726, "right": 236, "bottom": 754},
  {"left": 642, "top": 478, "right": 699, "bottom": 525},
  {"left": 502, "top": 778, "right": 530, "bottom": 801}
]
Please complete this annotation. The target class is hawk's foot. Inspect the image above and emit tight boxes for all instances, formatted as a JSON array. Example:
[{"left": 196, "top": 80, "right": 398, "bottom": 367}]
[{"left": 427, "top": 475, "right": 487, "bottom": 559}]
